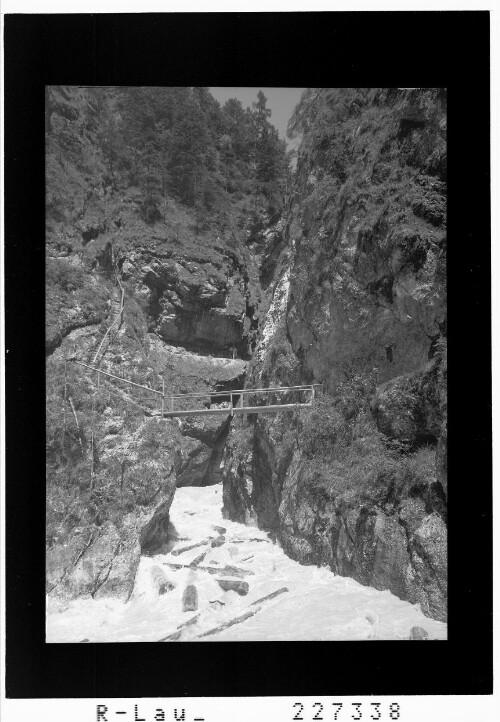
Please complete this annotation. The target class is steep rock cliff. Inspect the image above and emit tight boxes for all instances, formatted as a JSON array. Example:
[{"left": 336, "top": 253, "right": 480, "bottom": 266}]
[
  {"left": 45, "top": 86, "right": 280, "bottom": 605},
  {"left": 222, "top": 88, "right": 447, "bottom": 620}
]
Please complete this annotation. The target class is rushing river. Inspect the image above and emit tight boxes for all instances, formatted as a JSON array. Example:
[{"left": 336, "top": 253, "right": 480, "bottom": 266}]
[{"left": 46, "top": 484, "right": 447, "bottom": 642}]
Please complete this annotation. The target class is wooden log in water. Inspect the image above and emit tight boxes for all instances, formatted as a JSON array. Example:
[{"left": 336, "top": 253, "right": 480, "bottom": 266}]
[
  {"left": 159, "top": 629, "right": 183, "bottom": 642},
  {"left": 248, "top": 538, "right": 270, "bottom": 543},
  {"left": 213, "top": 526, "right": 226, "bottom": 535},
  {"left": 197, "top": 607, "right": 261, "bottom": 638},
  {"left": 171, "top": 539, "right": 213, "bottom": 556},
  {"left": 150, "top": 565, "right": 175, "bottom": 595},
  {"left": 189, "top": 550, "right": 208, "bottom": 567},
  {"left": 250, "top": 587, "right": 289, "bottom": 606},
  {"left": 163, "top": 562, "right": 253, "bottom": 577},
  {"left": 177, "top": 611, "right": 202, "bottom": 630},
  {"left": 214, "top": 564, "right": 253, "bottom": 577},
  {"left": 182, "top": 584, "right": 198, "bottom": 612},
  {"left": 211, "top": 536, "right": 226, "bottom": 548},
  {"left": 217, "top": 579, "right": 249, "bottom": 595}
]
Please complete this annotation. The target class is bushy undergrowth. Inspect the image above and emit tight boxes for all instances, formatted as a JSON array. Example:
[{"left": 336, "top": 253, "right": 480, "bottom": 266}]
[
  {"left": 298, "top": 372, "right": 439, "bottom": 511},
  {"left": 46, "top": 258, "right": 109, "bottom": 348},
  {"left": 46, "top": 258, "right": 86, "bottom": 291}
]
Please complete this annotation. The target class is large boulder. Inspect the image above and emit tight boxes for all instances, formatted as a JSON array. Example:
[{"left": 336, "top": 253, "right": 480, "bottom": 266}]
[
  {"left": 47, "top": 482, "right": 178, "bottom": 606},
  {"left": 139, "top": 484, "right": 177, "bottom": 554},
  {"left": 371, "top": 363, "right": 442, "bottom": 448},
  {"left": 47, "top": 514, "right": 139, "bottom": 603}
]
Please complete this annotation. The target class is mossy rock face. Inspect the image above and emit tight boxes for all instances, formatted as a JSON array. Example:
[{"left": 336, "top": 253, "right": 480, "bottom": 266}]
[{"left": 371, "top": 364, "right": 442, "bottom": 448}]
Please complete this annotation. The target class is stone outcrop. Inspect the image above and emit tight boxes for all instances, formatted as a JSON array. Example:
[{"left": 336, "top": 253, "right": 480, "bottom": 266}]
[
  {"left": 222, "top": 89, "right": 447, "bottom": 622},
  {"left": 120, "top": 241, "right": 261, "bottom": 358},
  {"left": 224, "top": 415, "right": 447, "bottom": 620},
  {"left": 46, "top": 485, "right": 176, "bottom": 604},
  {"left": 176, "top": 416, "right": 232, "bottom": 488},
  {"left": 371, "top": 360, "right": 444, "bottom": 448},
  {"left": 139, "top": 483, "right": 177, "bottom": 554}
]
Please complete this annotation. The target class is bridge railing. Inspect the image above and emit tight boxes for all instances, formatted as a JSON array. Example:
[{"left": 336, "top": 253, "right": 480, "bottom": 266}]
[{"left": 72, "top": 360, "right": 323, "bottom": 416}]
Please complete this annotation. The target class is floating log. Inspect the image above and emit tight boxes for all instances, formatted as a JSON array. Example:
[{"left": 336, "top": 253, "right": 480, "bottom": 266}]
[
  {"left": 189, "top": 550, "right": 208, "bottom": 567},
  {"left": 177, "top": 611, "right": 202, "bottom": 630},
  {"left": 163, "top": 562, "right": 253, "bottom": 577},
  {"left": 171, "top": 539, "right": 212, "bottom": 556},
  {"left": 250, "top": 587, "right": 289, "bottom": 606},
  {"left": 211, "top": 536, "right": 225, "bottom": 548},
  {"left": 213, "top": 526, "right": 226, "bottom": 535},
  {"left": 217, "top": 579, "right": 249, "bottom": 595},
  {"left": 150, "top": 565, "right": 175, "bottom": 595},
  {"left": 197, "top": 607, "right": 261, "bottom": 638},
  {"left": 182, "top": 584, "right": 198, "bottom": 612},
  {"left": 159, "top": 629, "right": 183, "bottom": 642},
  {"left": 216, "top": 564, "right": 253, "bottom": 577}
]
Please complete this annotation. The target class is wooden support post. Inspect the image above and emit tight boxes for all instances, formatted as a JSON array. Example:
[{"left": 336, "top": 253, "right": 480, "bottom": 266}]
[
  {"left": 230, "top": 392, "right": 234, "bottom": 417},
  {"left": 171, "top": 396, "right": 174, "bottom": 413},
  {"left": 241, "top": 391, "right": 244, "bottom": 408}
]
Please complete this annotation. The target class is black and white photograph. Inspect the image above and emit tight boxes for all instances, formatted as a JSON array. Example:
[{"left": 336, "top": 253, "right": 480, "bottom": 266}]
[
  {"left": 44, "top": 85, "right": 448, "bottom": 642},
  {"left": 3, "top": 10, "right": 493, "bottom": 707}
]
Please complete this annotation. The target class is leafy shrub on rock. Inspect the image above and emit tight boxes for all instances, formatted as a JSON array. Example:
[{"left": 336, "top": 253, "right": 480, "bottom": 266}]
[
  {"left": 298, "top": 371, "right": 442, "bottom": 515},
  {"left": 46, "top": 258, "right": 86, "bottom": 292}
]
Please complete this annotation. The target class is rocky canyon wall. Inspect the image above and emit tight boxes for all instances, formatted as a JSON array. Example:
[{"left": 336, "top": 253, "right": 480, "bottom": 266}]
[{"left": 222, "top": 88, "right": 447, "bottom": 621}]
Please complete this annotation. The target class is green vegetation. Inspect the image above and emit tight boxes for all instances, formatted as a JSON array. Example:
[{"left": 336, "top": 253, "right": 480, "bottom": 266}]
[
  {"left": 298, "top": 372, "right": 440, "bottom": 511},
  {"left": 45, "top": 258, "right": 109, "bottom": 351},
  {"left": 287, "top": 88, "right": 446, "bottom": 295},
  {"left": 46, "top": 85, "right": 290, "bottom": 246}
]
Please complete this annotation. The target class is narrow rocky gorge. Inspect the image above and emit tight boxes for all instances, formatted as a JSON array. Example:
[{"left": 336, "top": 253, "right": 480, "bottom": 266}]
[
  {"left": 222, "top": 88, "right": 447, "bottom": 621},
  {"left": 46, "top": 86, "right": 447, "bottom": 630}
]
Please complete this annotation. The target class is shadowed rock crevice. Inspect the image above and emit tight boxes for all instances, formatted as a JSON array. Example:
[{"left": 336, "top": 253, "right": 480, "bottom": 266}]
[{"left": 176, "top": 416, "right": 232, "bottom": 488}]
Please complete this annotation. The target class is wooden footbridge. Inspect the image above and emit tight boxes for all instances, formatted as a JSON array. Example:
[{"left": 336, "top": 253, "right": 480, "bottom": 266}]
[{"left": 73, "top": 361, "right": 321, "bottom": 418}]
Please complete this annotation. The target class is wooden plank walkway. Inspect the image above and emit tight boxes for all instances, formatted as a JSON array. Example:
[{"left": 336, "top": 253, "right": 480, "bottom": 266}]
[{"left": 72, "top": 360, "right": 321, "bottom": 418}]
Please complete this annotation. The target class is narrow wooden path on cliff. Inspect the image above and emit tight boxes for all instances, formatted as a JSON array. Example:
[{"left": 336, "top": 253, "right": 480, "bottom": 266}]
[{"left": 73, "top": 360, "right": 322, "bottom": 418}]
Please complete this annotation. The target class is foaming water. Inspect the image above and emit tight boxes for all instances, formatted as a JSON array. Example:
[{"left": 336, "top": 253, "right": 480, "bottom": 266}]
[{"left": 46, "top": 485, "right": 447, "bottom": 642}]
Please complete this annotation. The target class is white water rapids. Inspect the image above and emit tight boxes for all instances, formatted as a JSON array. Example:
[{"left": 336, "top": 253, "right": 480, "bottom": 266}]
[{"left": 46, "top": 484, "right": 447, "bottom": 642}]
